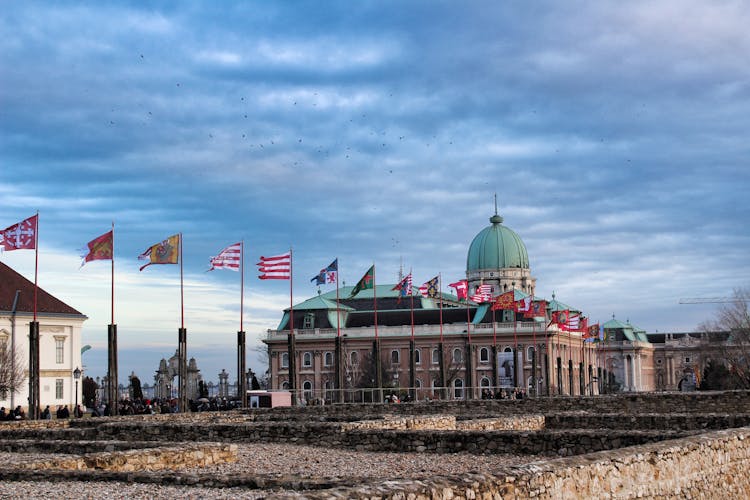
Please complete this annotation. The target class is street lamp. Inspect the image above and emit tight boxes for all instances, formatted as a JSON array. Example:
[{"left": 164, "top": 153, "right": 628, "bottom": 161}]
[{"left": 73, "top": 367, "right": 81, "bottom": 411}]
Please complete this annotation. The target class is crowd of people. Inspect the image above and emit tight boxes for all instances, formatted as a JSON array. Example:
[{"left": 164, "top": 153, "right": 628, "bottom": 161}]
[{"left": 481, "top": 388, "right": 526, "bottom": 399}]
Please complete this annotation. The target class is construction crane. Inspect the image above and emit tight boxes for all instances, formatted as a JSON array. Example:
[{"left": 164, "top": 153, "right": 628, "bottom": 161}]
[{"left": 679, "top": 297, "right": 734, "bottom": 304}]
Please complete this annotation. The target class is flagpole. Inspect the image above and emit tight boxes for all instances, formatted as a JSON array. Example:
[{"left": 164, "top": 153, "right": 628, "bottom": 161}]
[
  {"left": 111, "top": 222, "right": 115, "bottom": 325},
  {"left": 438, "top": 274, "right": 444, "bottom": 343},
  {"left": 240, "top": 241, "right": 244, "bottom": 333},
  {"left": 33, "top": 211, "right": 39, "bottom": 322},
  {"left": 180, "top": 232, "right": 184, "bottom": 330},
  {"left": 373, "top": 263, "right": 378, "bottom": 339},
  {"left": 335, "top": 258, "right": 341, "bottom": 338}
]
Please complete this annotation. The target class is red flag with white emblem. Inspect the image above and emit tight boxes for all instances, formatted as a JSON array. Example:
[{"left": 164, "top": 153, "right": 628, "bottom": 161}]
[{"left": 0, "top": 215, "right": 38, "bottom": 251}]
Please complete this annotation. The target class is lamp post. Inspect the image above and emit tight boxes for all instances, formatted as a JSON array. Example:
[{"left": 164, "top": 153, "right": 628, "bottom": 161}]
[{"left": 73, "top": 367, "right": 81, "bottom": 410}]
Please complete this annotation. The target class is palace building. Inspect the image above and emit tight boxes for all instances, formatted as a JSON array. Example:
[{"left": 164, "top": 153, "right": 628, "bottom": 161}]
[
  {"left": 0, "top": 261, "right": 86, "bottom": 414},
  {"left": 262, "top": 213, "right": 726, "bottom": 402}
]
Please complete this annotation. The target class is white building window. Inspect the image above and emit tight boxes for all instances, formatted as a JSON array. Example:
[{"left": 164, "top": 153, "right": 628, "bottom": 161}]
[
  {"left": 303, "top": 352, "right": 312, "bottom": 367},
  {"left": 350, "top": 351, "right": 358, "bottom": 366},
  {"left": 303, "top": 313, "right": 315, "bottom": 329},
  {"left": 280, "top": 352, "right": 289, "bottom": 369},
  {"left": 55, "top": 337, "right": 65, "bottom": 364},
  {"left": 391, "top": 350, "right": 400, "bottom": 364},
  {"left": 324, "top": 352, "right": 333, "bottom": 366},
  {"left": 479, "top": 347, "right": 490, "bottom": 363},
  {"left": 453, "top": 378, "right": 464, "bottom": 398},
  {"left": 415, "top": 349, "right": 421, "bottom": 364},
  {"left": 55, "top": 379, "right": 64, "bottom": 399},
  {"left": 432, "top": 348, "right": 439, "bottom": 364},
  {"left": 452, "top": 347, "right": 463, "bottom": 364}
]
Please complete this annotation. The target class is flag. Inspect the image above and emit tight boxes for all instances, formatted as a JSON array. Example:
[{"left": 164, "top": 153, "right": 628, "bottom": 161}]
[
  {"left": 350, "top": 265, "right": 374, "bottom": 297},
  {"left": 514, "top": 296, "right": 532, "bottom": 313},
  {"left": 490, "top": 290, "right": 515, "bottom": 311},
  {"left": 448, "top": 279, "right": 467, "bottom": 300},
  {"left": 209, "top": 242, "right": 242, "bottom": 271},
  {"left": 470, "top": 284, "right": 493, "bottom": 303},
  {"left": 391, "top": 272, "right": 412, "bottom": 299},
  {"left": 138, "top": 234, "right": 180, "bottom": 271},
  {"left": 566, "top": 313, "right": 581, "bottom": 331},
  {"left": 419, "top": 276, "right": 439, "bottom": 298},
  {"left": 81, "top": 230, "right": 113, "bottom": 266},
  {"left": 0, "top": 215, "right": 37, "bottom": 251},
  {"left": 524, "top": 300, "right": 548, "bottom": 318},
  {"left": 550, "top": 309, "right": 569, "bottom": 327},
  {"left": 584, "top": 323, "right": 600, "bottom": 342},
  {"left": 257, "top": 252, "right": 291, "bottom": 279},
  {"left": 311, "top": 258, "right": 338, "bottom": 285}
]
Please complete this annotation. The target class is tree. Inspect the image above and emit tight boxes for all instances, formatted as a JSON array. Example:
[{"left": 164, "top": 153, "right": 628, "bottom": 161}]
[
  {"left": 82, "top": 376, "right": 99, "bottom": 408},
  {"left": 0, "top": 341, "right": 26, "bottom": 400},
  {"left": 698, "top": 288, "right": 750, "bottom": 389}
]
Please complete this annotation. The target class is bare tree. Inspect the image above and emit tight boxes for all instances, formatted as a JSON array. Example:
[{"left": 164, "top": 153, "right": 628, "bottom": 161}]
[
  {"left": 697, "top": 287, "right": 750, "bottom": 388},
  {"left": 0, "top": 341, "right": 26, "bottom": 399}
]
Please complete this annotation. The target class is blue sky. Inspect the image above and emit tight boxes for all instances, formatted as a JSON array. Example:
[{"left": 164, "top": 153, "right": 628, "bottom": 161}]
[{"left": 2, "top": 1, "right": 749, "bottom": 385}]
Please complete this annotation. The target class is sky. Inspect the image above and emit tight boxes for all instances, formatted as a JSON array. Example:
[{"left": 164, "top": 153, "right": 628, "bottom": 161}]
[{"left": 1, "top": 1, "right": 749, "bottom": 385}]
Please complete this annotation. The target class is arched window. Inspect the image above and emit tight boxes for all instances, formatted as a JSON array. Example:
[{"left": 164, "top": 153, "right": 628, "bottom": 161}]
[
  {"left": 479, "top": 347, "right": 490, "bottom": 363},
  {"left": 303, "top": 352, "right": 312, "bottom": 367},
  {"left": 391, "top": 350, "right": 400, "bottom": 364},
  {"left": 480, "top": 376, "right": 491, "bottom": 388},
  {"left": 527, "top": 346, "right": 535, "bottom": 360},
  {"left": 281, "top": 380, "right": 289, "bottom": 390},
  {"left": 302, "top": 380, "right": 313, "bottom": 403},
  {"left": 415, "top": 349, "right": 421, "bottom": 364},
  {"left": 415, "top": 379, "right": 422, "bottom": 388},
  {"left": 453, "top": 378, "right": 464, "bottom": 398},
  {"left": 324, "top": 352, "right": 333, "bottom": 366},
  {"left": 452, "top": 347, "right": 463, "bottom": 364},
  {"left": 280, "top": 352, "right": 289, "bottom": 369},
  {"left": 432, "top": 348, "right": 440, "bottom": 364},
  {"left": 350, "top": 351, "right": 358, "bottom": 366}
]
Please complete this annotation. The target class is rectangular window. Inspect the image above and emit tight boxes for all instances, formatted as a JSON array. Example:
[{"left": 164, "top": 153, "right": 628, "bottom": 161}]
[
  {"left": 55, "top": 338, "right": 64, "bottom": 364},
  {"left": 55, "top": 379, "right": 64, "bottom": 399},
  {"left": 303, "top": 313, "right": 315, "bottom": 329}
]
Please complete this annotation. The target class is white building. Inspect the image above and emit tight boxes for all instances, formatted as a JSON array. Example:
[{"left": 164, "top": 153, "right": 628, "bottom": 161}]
[{"left": 0, "top": 261, "right": 86, "bottom": 413}]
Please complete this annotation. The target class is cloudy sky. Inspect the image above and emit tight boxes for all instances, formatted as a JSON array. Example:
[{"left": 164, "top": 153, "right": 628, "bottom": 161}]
[{"left": 1, "top": 1, "right": 749, "bottom": 385}]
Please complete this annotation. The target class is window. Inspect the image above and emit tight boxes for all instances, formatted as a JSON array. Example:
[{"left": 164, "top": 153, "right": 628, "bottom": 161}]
[
  {"left": 303, "top": 313, "right": 315, "bottom": 329},
  {"left": 432, "top": 348, "right": 439, "bottom": 364},
  {"left": 324, "top": 352, "right": 333, "bottom": 366},
  {"left": 302, "top": 380, "right": 313, "bottom": 403},
  {"left": 453, "top": 378, "right": 464, "bottom": 398},
  {"left": 55, "top": 379, "right": 64, "bottom": 399},
  {"left": 280, "top": 352, "right": 289, "bottom": 369},
  {"left": 452, "top": 347, "right": 463, "bottom": 364},
  {"left": 415, "top": 379, "right": 422, "bottom": 388},
  {"left": 281, "top": 381, "right": 289, "bottom": 390},
  {"left": 685, "top": 357, "right": 691, "bottom": 363},
  {"left": 527, "top": 346, "right": 535, "bottom": 360},
  {"left": 480, "top": 377, "right": 491, "bottom": 388},
  {"left": 303, "top": 352, "right": 312, "bottom": 367},
  {"left": 350, "top": 351, "right": 358, "bottom": 366},
  {"left": 479, "top": 347, "right": 490, "bottom": 363},
  {"left": 391, "top": 350, "right": 400, "bottom": 364},
  {"left": 55, "top": 337, "right": 65, "bottom": 364},
  {"left": 415, "top": 349, "right": 421, "bottom": 364}
]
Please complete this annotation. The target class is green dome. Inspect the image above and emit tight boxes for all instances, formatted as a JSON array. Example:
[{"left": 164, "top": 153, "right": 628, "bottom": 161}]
[{"left": 467, "top": 214, "right": 529, "bottom": 271}]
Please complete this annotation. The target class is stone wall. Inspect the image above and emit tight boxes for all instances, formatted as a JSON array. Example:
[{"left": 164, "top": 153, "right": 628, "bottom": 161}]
[
  {"left": 293, "top": 427, "right": 750, "bottom": 499},
  {"left": 9, "top": 443, "right": 237, "bottom": 472}
]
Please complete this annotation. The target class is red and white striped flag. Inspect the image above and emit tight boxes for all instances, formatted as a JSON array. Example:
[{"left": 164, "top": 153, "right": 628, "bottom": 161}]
[
  {"left": 257, "top": 252, "right": 291, "bottom": 279},
  {"left": 470, "top": 284, "right": 493, "bottom": 303},
  {"left": 209, "top": 242, "right": 242, "bottom": 271}
]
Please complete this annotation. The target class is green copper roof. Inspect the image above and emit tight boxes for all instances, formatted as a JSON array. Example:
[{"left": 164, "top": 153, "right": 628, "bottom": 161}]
[
  {"left": 285, "top": 295, "right": 355, "bottom": 312},
  {"left": 467, "top": 214, "right": 529, "bottom": 271}
]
